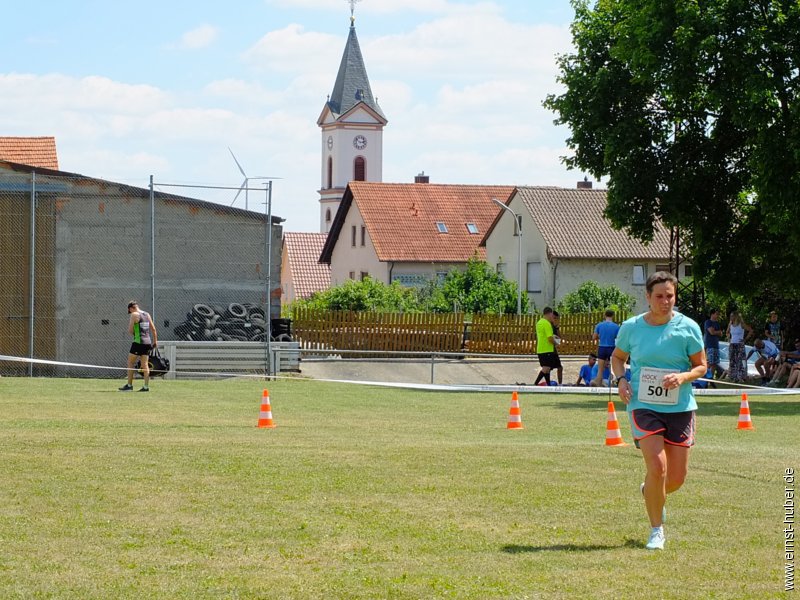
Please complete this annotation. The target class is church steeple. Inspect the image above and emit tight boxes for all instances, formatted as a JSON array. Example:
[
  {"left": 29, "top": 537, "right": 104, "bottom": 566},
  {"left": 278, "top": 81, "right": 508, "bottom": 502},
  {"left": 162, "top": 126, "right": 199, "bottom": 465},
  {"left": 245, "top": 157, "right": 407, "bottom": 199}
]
[
  {"left": 317, "top": 10, "right": 387, "bottom": 234},
  {"left": 326, "top": 23, "right": 385, "bottom": 120}
]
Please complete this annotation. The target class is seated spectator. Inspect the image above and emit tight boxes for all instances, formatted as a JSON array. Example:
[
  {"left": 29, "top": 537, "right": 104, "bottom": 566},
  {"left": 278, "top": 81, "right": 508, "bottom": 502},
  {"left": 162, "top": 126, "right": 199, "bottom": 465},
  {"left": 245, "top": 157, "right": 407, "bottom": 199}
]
[
  {"left": 787, "top": 363, "right": 800, "bottom": 389},
  {"left": 575, "top": 353, "right": 597, "bottom": 386},
  {"left": 746, "top": 338, "right": 779, "bottom": 384},
  {"left": 769, "top": 338, "right": 800, "bottom": 384}
]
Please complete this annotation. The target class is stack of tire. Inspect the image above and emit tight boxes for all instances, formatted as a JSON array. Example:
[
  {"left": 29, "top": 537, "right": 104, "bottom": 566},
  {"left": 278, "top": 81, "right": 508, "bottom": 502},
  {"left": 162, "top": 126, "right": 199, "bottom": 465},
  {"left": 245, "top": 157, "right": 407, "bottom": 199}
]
[{"left": 172, "top": 303, "right": 292, "bottom": 342}]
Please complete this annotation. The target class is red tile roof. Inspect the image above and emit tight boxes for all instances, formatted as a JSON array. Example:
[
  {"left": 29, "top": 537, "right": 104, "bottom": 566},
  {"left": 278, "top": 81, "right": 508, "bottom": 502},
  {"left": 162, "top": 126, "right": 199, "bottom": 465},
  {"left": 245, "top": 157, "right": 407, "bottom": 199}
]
[
  {"left": 514, "top": 186, "right": 671, "bottom": 259},
  {"left": 283, "top": 232, "right": 331, "bottom": 298},
  {"left": 322, "top": 182, "right": 515, "bottom": 263},
  {"left": 0, "top": 137, "right": 59, "bottom": 170}
]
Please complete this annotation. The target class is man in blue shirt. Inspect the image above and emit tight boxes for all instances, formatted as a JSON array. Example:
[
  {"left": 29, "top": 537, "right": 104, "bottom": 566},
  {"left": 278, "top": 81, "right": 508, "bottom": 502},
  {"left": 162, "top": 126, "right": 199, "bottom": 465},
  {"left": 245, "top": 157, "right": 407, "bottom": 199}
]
[
  {"left": 591, "top": 309, "right": 620, "bottom": 386},
  {"left": 575, "top": 353, "right": 597, "bottom": 385}
]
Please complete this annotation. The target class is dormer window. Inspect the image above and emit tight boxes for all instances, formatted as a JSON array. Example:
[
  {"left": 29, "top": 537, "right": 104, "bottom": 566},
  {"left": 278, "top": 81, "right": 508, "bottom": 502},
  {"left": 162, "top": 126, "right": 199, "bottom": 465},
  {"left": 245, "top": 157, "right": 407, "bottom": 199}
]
[
  {"left": 466, "top": 223, "right": 479, "bottom": 234},
  {"left": 436, "top": 222, "right": 448, "bottom": 233}
]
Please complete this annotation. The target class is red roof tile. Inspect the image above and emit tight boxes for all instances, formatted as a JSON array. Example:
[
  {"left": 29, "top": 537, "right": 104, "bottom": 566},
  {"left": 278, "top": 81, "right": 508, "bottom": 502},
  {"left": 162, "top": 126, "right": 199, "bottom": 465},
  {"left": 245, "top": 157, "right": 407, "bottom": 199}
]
[
  {"left": 283, "top": 232, "right": 331, "bottom": 298},
  {"left": 322, "top": 182, "right": 515, "bottom": 263},
  {"left": 0, "top": 137, "right": 59, "bottom": 170}
]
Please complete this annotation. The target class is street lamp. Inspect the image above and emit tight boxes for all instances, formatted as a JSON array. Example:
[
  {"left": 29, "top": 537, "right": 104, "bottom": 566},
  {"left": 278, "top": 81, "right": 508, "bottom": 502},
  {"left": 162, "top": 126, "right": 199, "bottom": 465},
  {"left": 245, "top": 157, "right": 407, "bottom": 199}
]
[{"left": 492, "top": 198, "right": 523, "bottom": 315}]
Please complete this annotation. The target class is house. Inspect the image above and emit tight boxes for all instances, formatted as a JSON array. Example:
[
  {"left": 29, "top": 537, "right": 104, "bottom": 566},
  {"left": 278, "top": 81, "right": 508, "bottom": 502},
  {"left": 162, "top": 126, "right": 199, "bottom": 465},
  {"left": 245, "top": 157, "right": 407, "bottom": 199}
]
[
  {"left": 0, "top": 159, "right": 283, "bottom": 375},
  {"left": 483, "top": 184, "right": 678, "bottom": 313},
  {"left": 281, "top": 232, "right": 331, "bottom": 304},
  {"left": 0, "top": 136, "right": 59, "bottom": 169},
  {"left": 320, "top": 181, "right": 515, "bottom": 286}
]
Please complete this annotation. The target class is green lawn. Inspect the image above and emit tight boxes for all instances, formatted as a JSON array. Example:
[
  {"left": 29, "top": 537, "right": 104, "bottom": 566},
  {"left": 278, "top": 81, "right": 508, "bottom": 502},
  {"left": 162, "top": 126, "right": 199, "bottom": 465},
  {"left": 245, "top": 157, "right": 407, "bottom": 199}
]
[{"left": 0, "top": 377, "right": 796, "bottom": 599}]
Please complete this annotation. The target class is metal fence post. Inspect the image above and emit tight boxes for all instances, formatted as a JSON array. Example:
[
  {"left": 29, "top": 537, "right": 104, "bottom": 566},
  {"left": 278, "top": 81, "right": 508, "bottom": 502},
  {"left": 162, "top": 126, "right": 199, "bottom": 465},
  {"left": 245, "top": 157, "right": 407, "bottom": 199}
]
[
  {"left": 149, "top": 175, "right": 156, "bottom": 319},
  {"left": 28, "top": 172, "right": 36, "bottom": 377}
]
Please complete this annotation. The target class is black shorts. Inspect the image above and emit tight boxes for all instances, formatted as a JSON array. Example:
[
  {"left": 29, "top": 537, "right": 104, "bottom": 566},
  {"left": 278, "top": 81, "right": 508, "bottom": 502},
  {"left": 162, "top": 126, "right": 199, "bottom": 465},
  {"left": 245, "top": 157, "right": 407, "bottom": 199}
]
[
  {"left": 631, "top": 409, "right": 696, "bottom": 448},
  {"left": 537, "top": 352, "right": 562, "bottom": 369},
  {"left": 129, "top": 342, "right": 152, "bottom": 356},
  {"left": 597, "top": 346, "right": 615, "bottom": 361}
]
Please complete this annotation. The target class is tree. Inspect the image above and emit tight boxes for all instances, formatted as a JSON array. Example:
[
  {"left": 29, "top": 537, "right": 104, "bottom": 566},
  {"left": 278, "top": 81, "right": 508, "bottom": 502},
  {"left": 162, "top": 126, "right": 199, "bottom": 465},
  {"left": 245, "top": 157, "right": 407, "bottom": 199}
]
[
  {"left": 290, "top": 277, "right": 418, "bottom": 312},
  {"left": 558, "top": 281, "right": 636, "bottom": 313},
  {"left": 545, "top": 0, "right": 800, "bottom": 298},
  {"left": 429, "top": 258, "right": 529, "bottom": 314}
]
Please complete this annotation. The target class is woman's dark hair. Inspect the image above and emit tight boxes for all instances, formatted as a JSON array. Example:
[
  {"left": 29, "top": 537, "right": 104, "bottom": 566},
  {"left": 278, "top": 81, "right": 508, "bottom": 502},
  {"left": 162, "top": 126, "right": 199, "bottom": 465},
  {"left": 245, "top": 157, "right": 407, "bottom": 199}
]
[{"left": 645, "top": 271, "right": 678, "bottom": 294}]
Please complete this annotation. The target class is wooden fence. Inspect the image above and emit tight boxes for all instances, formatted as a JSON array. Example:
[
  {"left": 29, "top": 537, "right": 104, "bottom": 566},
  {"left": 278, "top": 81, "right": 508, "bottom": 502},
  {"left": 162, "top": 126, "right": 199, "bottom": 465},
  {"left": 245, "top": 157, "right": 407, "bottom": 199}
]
[{"left": 291, "top": 309, "right": 628, "bottom": 356}]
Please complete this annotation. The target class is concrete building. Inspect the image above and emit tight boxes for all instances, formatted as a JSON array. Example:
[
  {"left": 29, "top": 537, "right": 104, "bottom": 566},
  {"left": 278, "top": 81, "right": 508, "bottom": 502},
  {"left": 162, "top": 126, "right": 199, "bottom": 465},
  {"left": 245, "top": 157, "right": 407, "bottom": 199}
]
[{"left": 0, "top": 160, "right": 283, "bottom": 375}]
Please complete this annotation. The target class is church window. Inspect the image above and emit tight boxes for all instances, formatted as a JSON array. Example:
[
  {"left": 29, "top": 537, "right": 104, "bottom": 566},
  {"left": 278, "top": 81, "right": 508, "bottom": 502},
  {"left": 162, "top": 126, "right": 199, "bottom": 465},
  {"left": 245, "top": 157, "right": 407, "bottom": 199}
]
[
  {"left": 325, "top": 208, "right": 331, "bottom": 223},
  {"left": 354, "top": 156, "right": 366, "bottom": 181},
  {"left": 327, "top": 157, "right": 333, "bottom": 189}
]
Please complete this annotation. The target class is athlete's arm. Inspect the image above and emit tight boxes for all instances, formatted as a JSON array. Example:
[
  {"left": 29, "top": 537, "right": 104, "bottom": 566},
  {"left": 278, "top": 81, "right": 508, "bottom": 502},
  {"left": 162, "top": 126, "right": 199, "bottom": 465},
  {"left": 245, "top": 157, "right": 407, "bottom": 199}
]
[
  {"left": 148, "top": 314, "right": 158, "bottom": 346},
  {"left": 661, "top": 350, "right": 707, "bottom": 390},
  {"left": 611, "top": 347, "right": 632, "bottom": 404},
  {"left": 128, "top": 311, "right": 138, "bottom": 336}
]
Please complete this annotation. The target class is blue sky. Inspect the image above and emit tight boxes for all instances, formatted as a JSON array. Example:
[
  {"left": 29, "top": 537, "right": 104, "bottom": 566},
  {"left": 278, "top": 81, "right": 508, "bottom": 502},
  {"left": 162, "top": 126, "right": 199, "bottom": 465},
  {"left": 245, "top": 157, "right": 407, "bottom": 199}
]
[{"left": 1, "top": 0, "right": 582, "bottom": 232}]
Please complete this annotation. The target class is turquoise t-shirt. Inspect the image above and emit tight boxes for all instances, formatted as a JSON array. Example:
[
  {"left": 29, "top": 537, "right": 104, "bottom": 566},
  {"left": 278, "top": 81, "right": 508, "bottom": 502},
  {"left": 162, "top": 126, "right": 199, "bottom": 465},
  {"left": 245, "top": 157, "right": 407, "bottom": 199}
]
[{"left": 615, "top": 312, "right": 703, "bottom": 413}]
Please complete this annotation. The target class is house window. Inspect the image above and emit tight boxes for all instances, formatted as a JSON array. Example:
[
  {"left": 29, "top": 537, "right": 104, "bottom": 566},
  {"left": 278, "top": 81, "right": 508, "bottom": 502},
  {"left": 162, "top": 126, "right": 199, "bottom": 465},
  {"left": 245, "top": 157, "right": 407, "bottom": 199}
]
[
  {"left": 683, "top": 264, "right": 693, "bottom": 277},
  {"left": 325, "top": 208, "right": 332, "bottom": 224},
  {"left": 466, "top": 223, "right": 479, "bottom": 234},
  {"left": 354, "top": 156, "right": 366, "bottom": 181},
  {"left": 435, "top": 271, "right": 448, "bottom": 283},
  {"left": 360, "top": 225, "right": 366, "bottom": 247},
  {"left": 435, "top": 222, "right": 448, "bottom": 233},
  {"left": 656, "top": 264, "right": 670, "bottom": 274},
  {"left": 360, "top": 271, "right": 369, "bottom": 281},
  {"left": 349, "top": 271, "right": 355, "bottom": 280},
  {"left": 527, "top": 262, "right": 542, "bottom": 293},
  {"left": 633, "top": 265, "right": 646, "bottom": 285},
  {"left": 327, "top": 156, "right": 333, "bottom": 189},
  {"left": 351, "top": 225, "right": 357, "bottom": 247}
]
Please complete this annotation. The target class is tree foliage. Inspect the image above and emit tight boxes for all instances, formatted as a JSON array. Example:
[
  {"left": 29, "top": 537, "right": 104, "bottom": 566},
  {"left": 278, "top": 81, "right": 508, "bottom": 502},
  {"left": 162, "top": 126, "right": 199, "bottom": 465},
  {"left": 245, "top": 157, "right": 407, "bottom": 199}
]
[
  {"left": 290, "top": 277, "right": 418, "bottom": 312},
  {"left": 289, "top": 259, "right": 528, "bottom": 315},
  {"left": 426, "top": 258, "right": 530, "bottom": 314},
  {"left": 545, "top": 0, "right": 800, "bottom": 297},
  {"left": 557, "top": 280, "right": 637, "bottom": 313}
]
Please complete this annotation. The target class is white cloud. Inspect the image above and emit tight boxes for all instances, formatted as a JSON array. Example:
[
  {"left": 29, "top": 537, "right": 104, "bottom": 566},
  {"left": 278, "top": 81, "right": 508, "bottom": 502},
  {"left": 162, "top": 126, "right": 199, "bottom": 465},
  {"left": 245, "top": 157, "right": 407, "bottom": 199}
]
[{"left": 178, "top": 24, "right": 219, "bottom": 50}]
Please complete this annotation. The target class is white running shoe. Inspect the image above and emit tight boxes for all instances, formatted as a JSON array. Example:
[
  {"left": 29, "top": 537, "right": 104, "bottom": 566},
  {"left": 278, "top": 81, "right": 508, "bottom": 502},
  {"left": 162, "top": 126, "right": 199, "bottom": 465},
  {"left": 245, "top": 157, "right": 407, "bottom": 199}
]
[{"left": 646, "top": 527, "right": 665, "bottom": 550}]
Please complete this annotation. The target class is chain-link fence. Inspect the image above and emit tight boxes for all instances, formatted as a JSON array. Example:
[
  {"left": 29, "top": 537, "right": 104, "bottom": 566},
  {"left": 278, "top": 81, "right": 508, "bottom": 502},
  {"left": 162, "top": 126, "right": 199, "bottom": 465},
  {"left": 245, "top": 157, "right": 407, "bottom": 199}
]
[{"left": 0, "top": 167, "right": 282, "bottom": 377}]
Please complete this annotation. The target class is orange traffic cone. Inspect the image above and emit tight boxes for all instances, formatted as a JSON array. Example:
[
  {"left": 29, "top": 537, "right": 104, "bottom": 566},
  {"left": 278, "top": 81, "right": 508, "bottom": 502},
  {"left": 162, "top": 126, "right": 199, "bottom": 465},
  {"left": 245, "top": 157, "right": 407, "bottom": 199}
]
[
  {"left": 605, "top": 401, "right": 627, "bottom": 446},
  {"left": 257, "top": 389, "right": 276, "bottom": 429},
  {"left": 737, "top": 393, "right": 754, "bottom": 430},
  {"left": 507, "top": 391, "right": 524, "bottom": 429}
]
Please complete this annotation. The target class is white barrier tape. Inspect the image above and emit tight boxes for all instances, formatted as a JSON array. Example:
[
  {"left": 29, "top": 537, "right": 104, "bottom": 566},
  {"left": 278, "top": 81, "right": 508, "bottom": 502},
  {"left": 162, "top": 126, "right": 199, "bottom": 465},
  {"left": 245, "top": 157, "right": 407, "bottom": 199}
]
[{"left": 1, "top": 355, "right": 797, "bottom": 396}]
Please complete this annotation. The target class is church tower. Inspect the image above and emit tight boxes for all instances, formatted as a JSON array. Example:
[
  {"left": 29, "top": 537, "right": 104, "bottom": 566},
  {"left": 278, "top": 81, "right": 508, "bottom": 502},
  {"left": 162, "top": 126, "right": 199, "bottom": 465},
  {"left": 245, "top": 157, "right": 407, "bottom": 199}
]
[{"left": 317, "top": 10, "right": 387, "bottom": 233}]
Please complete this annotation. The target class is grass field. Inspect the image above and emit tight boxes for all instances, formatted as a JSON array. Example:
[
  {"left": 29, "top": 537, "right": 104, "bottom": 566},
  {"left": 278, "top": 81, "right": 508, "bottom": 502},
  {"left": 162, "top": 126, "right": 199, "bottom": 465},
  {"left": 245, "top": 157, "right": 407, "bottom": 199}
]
[{"left": 0, "top": 376, "right": 797, "bottom": 599}]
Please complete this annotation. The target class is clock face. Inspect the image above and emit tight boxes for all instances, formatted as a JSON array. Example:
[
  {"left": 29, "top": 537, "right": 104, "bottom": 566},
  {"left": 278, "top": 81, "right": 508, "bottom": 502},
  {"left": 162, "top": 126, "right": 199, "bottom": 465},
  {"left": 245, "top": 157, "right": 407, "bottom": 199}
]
[
  {"left": 353, "top": 135, "right": 367, "bottom": 150},
  {"left": 326, "top": 135, "right": 333, "bottom": 150}
]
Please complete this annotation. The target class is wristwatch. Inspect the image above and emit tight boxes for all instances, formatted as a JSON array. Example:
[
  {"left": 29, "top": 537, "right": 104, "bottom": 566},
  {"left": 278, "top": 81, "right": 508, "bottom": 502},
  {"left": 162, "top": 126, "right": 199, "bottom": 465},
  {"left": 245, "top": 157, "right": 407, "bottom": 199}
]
[{"left": 614, "top": 376, "right": 628, "bottom": 386}]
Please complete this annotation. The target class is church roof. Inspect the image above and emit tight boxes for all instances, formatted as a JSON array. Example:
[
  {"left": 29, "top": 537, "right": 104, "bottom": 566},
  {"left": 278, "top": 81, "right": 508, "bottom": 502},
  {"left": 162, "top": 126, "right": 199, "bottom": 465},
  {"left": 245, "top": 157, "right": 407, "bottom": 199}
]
[
  {"left": 320, "top": 182, "right": 515, "bottom": 263},
  {"left": 326, "top": 23, "right": 385, "bottom": 120},
  {"left": 0, "top": 136, "right": 59, "bottom": 170}
]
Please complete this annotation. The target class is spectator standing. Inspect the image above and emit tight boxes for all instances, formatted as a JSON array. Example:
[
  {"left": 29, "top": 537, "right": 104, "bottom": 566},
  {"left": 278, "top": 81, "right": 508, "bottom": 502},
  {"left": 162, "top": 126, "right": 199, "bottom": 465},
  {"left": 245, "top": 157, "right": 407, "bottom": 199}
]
[
  {"left": 533, "top": 307, "right": 557, "bottom": 386},
  {"left": 725, "top": 310, "right": 752, "bottom": 384},
  {"left": 591, "top": 309, "right": 620, "bottom": 387},
  {"left": 764, "top": 311, "right": 784, "bottom": 350},
  {"left": 703, "top": 309, "right": 724, "bottom": 380},
  {"left": 552, "top": 310, "right": 564, "bottom": 385}
]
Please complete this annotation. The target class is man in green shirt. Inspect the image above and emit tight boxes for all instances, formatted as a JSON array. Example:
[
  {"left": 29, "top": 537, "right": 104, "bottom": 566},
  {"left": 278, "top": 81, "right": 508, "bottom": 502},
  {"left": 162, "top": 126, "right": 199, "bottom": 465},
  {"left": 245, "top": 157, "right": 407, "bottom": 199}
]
[{"left": 533, "top": 307, "right": 557, "bottom": 386}]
